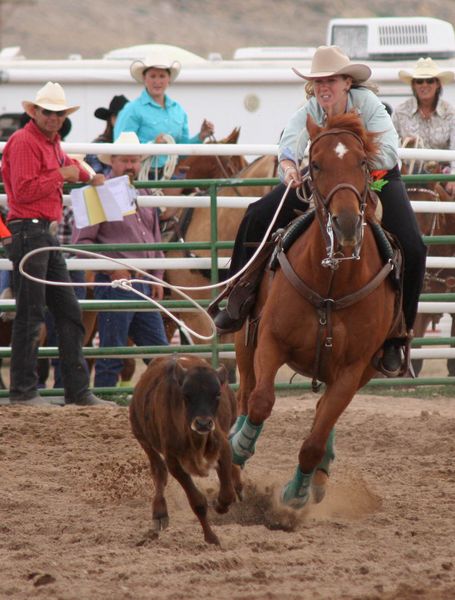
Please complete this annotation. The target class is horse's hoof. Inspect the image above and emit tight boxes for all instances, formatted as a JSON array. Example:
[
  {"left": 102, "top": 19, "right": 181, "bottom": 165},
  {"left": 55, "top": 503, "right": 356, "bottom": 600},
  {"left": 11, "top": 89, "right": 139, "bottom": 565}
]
[
  {"left": 312, "top": 469, "right": 328, "bottom": 504},
  {"left": 281, "top": 468, "right": 313, "bottom": 509},
  {"left": 311, "top": 484, "right": 326, "bottom": 504},
  {"left": 280, "top": 486, "right": 310, "bottom": 509},
  {"left": 152, "top": 516, "right": 169, "bottom": 531},
  {"left": 204, "top": 530, "right": 221, "bottom": 545}
]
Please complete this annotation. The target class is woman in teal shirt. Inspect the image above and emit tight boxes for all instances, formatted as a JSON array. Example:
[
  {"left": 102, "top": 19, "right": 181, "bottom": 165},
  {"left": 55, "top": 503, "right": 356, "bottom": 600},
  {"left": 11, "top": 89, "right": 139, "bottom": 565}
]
[{"left": 114, "top": 51, "right": 214, "bottom": 173}]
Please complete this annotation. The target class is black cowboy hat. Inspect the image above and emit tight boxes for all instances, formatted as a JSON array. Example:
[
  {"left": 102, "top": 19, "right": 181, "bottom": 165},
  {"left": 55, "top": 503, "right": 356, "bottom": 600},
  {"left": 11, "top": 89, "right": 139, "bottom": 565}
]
[{"left": 94, "top": 94, "right": 129, "bottom": 121}]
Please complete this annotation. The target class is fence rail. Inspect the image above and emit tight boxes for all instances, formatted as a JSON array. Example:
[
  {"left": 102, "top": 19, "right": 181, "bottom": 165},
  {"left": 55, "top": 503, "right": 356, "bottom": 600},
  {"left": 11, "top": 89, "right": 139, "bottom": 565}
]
[{"left": 1, "top": 151, "right": 455, "bottom": 396}]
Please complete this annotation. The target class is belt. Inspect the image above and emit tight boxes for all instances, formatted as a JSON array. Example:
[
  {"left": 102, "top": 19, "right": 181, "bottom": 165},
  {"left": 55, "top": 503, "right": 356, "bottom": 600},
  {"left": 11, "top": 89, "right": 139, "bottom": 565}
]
[{"left": 8, "top": 218, "right": 58, "bottom": 236}]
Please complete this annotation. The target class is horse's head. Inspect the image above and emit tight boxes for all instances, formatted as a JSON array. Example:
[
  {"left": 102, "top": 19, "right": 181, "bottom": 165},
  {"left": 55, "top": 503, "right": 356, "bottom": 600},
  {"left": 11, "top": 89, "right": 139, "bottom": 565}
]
[
  {"left": 307, "top": 113, "right": 379, "bottom": 255},
  {"left": 175, "top": 127, "right": 247, "bottom": 181}
]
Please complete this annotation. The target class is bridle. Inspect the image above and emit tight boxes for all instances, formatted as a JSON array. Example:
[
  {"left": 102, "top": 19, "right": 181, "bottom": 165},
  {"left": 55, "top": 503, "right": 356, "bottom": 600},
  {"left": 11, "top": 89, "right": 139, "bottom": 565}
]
[{"left": 308, "top": 128, "right": 371, "bottom": 270}]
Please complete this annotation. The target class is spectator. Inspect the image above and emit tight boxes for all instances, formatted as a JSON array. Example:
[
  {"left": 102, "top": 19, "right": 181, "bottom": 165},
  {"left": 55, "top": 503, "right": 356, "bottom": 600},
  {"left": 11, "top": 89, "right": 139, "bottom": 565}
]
[
  {"left": 393, "top": 57, "right": 455, "bottom": 195},
  {"left": 2, "top": 81, "right": 116, "bottom": 406},
  {"left": 72, "top": 132, "right": 169, "bottom": 388},
  {"left": 85, "top": 94, "right": 129, "bottom": 175},
  {"left": 114, "top": 50, "right": 214, "bottom": 179}
]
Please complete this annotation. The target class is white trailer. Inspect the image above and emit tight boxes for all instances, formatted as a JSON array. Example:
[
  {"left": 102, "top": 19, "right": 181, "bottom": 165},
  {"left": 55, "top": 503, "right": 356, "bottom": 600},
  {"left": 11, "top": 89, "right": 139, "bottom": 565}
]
[{"left": 0, "top": 16, "right": 454, "bottom": 144}]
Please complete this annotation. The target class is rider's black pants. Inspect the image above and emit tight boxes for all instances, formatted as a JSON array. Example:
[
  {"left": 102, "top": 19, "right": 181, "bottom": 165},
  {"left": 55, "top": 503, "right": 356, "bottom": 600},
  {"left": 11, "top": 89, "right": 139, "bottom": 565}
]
[{"left": 227, "top": 166, "right": 427, "bottom": 332}]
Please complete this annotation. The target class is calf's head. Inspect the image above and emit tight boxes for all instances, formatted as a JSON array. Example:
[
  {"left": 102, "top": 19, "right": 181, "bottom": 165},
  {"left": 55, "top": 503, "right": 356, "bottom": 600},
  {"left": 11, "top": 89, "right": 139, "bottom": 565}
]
[{"left": 172, "top": 362, "right": 228, "bottom": 434}]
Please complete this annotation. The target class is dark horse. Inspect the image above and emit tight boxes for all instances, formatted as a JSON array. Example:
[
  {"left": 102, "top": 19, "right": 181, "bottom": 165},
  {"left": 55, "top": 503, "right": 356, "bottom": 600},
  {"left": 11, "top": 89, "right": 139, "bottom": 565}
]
[{"left": 229, "top": 112, "right": 399, "bottom": 508}]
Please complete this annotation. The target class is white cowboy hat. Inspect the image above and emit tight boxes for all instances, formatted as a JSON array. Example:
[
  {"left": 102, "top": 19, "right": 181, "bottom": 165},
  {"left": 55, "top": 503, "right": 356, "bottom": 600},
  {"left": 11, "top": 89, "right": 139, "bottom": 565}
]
[
  {"left": 98, "top": 131, "right": 145, "bottom": 166},
  {"left": 398, "top": 57, "right": 454, "bottom": 85},
  {"left": 292, "top": 45, "right": 371, "bottom": 83},
  {"left": 130, "top": 52, "right": 181, "bottom": 84},
  {"left": 22, "top": 82, "right": 80, "bottom": 117}
]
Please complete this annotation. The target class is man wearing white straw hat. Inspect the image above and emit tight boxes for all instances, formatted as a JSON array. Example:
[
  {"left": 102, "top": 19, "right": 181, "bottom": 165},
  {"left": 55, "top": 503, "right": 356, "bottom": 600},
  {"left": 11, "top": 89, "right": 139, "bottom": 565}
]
[
  {"left": 73, "top": 132, "right": 169, "bottom": 389},
  {"left": 212, "top": 45, "right": 427, "bottom": 377},
  {"left": 392, "top": 57, "right": 455, "bottom": 196},
  {"left": 114, "top": 50, "right": 214, "bottom": 178},
  {"left": 2, "top": 81, "right": 116, "bottom": 407}
]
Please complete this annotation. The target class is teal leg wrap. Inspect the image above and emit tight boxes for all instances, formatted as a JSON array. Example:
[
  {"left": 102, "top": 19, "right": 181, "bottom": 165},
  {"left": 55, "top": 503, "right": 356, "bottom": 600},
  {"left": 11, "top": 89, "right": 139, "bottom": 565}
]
[
  {"left": 316, "top": 428, "right": 336, "bottom": 475},
  {"left": 281, "top": 466, "right": 314, "bottom": 509},
  {"left": 229, "top": 414, "right": 247, "bottom": 440},
  {"left": 230, "top": 416, "right": 263, "bottom": 466}
]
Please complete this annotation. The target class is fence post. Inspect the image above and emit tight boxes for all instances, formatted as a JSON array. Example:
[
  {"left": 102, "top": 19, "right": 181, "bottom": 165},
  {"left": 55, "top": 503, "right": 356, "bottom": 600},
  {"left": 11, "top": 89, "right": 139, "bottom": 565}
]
[{"left": 209, "top": 181, "right": 221, "bottom": 369}]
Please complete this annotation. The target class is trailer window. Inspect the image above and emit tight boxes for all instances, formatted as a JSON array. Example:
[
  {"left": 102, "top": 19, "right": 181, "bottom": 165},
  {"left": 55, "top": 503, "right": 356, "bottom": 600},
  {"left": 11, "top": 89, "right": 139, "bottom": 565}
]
[{"left": 330, "top": 26, "right": 368, "bottom": 60}]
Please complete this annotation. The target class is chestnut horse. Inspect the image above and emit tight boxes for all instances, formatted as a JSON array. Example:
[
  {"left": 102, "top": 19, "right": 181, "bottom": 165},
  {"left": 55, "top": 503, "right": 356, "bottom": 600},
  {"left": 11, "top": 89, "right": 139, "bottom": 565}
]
[{"left": 229, "top": 112, "right": 398, "bottom": 509}]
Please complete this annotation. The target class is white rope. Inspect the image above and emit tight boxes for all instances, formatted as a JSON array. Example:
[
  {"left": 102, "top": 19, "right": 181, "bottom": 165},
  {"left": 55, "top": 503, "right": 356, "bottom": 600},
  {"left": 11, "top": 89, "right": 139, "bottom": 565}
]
[
  {"left": 18, "top": 182, "right": 294, "bottom": 339},
  {"left": 138, "top": 134, "right": 178, "bottom": 188},
  {"left": 18, "top": 247, "right": 216, "bottom": 342},
  {"left": 402, "top": 135, "right": 425, "bottom": 176}
]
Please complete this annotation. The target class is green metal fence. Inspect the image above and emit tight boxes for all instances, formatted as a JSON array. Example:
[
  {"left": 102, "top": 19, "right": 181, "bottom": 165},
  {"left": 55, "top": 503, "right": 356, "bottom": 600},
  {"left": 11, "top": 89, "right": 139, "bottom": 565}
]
[{"left": 0, "top": 173, "right": 454, "bottom": 397}]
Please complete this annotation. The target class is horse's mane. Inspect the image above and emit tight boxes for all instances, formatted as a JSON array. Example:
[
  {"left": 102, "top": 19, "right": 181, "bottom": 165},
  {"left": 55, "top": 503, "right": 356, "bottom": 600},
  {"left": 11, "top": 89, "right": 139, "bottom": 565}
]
[{"left": 323, "top": 112, "right": 379, "bottom": 164}]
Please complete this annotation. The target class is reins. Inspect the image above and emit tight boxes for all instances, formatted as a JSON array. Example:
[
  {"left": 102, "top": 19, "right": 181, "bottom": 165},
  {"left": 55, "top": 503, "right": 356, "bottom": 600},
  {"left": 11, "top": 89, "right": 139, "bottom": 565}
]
[
  {"left": 274, "top": 126, "right": 396, "bottom": 390},
  {"left": 308, "top": 128, "right": 370, "bottom": 269}
]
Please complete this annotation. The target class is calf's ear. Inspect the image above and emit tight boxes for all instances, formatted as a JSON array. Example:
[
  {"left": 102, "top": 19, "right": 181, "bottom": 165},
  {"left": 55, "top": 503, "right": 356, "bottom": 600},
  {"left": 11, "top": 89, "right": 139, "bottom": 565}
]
[
  {"left": 216, "top": 364, "right": 228, "bottom": 386},
  {"left": 168, "top": 358, "right": 187, "bottom": 386}
]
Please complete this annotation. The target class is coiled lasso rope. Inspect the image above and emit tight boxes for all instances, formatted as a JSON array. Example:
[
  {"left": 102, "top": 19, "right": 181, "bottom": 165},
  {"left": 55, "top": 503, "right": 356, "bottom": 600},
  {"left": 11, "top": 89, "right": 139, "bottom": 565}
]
[
  {"left": 19, "top": 182, "right": 294, "bottom": 341},
  {"left": 138, "top": 134, "right": 178, "bottom": 188}
]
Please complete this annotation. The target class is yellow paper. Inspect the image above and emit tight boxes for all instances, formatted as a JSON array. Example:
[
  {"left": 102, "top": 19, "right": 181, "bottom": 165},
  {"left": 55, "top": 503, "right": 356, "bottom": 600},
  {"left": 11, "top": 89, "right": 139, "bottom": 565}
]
[{"left": 83, "top": 186, "right": 107, "bottom": 225}]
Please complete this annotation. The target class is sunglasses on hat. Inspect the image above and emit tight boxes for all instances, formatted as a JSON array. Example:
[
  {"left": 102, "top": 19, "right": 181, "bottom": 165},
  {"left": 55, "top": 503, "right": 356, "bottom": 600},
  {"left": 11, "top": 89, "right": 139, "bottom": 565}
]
[{"left": 413, "top": 78, "right": 437, "bottom": 85}]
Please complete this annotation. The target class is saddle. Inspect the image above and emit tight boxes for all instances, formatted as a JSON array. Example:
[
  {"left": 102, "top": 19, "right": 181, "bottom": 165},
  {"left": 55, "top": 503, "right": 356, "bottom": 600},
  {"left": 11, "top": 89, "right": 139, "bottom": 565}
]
[{"left": 212, "top": 212, "right": 410, "bottom": 378}]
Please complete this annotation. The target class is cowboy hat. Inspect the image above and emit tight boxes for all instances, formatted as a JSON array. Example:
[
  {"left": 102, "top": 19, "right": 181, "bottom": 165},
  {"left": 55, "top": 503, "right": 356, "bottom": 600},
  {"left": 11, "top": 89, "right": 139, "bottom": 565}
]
[
  {"left": 98, "top": 131, "right": 145, "bottom": 166},
  {"left": 398, "top": 57, "right": 454, "bottom": 85},
  {"left": 94, "top": 94, "right": 129, "bottom": 121},
  {"left": 292, "top": 45, "right": 371, "bottom": 83},
  {"left": 22, "top": 82, "right": 79, "bottom": 117},
  {"left": 130, "top": 51, "right": 181, "bottom": 84}
]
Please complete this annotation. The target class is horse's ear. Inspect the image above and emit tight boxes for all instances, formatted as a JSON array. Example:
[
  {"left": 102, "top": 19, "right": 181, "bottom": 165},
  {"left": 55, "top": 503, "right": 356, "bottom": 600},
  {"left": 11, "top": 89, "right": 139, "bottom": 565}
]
[
  {"left": 222, "top": 128, "right": 240, "bottom": 144},
  {"left": 306, "top": 114, "right": 321, "bottom": 140}
]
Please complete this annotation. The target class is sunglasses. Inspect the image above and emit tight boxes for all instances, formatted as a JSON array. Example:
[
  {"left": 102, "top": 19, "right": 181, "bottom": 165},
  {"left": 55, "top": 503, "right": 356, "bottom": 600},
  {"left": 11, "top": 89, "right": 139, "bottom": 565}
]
[
  {"left": 39, "top": 108, "right": 68, "bottom": 117},
  {"left": 413, "top": 78, "right": 437, "bottom": 85}
]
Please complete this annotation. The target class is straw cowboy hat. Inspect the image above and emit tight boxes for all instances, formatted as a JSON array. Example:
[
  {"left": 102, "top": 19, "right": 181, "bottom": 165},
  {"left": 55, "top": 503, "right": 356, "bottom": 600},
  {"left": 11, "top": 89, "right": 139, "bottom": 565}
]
[
  {"left": 94, "top": 94, "right": 129, "bottom": 121},
  {"left": 292, "top": 45, "right": 371, "bottom": 83},
  {"left": 22, "top": 81, "right": 80, "bottom": 117},
  {"left": 398, "top": 57, "right": 454, "bottom": 85},
  {"left": 98, "top": 131, "right": 145, "bottom": 166},
  {"left": 130, "top": 51, "right": 181, "bottom": 84}
]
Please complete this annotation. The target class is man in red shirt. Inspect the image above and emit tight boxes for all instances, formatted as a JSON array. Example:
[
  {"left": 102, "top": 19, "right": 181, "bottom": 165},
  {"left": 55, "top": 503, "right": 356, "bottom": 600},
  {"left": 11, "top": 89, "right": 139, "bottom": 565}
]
[{"left": 2, "top": 81, "right": 116, "bottom": 407}]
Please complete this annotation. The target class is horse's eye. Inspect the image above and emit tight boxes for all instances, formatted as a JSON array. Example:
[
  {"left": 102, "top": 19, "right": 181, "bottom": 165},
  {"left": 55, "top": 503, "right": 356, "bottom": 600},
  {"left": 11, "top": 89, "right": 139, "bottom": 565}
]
[
  {"left": 360, "top": 158, "right": 368, "bottom": 168},
  {"left": 311, "top": 161, "right": 320, "bottom": 173}
]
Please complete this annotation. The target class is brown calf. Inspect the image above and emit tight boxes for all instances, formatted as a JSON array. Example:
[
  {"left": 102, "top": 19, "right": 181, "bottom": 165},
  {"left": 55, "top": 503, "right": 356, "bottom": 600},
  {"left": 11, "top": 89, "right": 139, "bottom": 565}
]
[{"left": 130, "top": 355, "right": 242, "bottom": 545}]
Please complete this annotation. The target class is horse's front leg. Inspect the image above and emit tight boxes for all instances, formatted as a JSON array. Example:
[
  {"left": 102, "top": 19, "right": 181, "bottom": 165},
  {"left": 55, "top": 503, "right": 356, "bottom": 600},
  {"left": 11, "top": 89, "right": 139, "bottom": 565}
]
[
  {"left": 230, "top": 337, "right": 282, "bottom": 467},
  {"left": 281, "top": 368, "right": 362, "bottom": 509}
]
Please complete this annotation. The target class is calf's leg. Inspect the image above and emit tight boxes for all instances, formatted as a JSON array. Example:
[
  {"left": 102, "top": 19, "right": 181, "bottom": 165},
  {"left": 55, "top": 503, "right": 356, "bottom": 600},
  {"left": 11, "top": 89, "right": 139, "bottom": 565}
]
[{"left": 166, "top": 455, "right": 220, "bottom": 545}]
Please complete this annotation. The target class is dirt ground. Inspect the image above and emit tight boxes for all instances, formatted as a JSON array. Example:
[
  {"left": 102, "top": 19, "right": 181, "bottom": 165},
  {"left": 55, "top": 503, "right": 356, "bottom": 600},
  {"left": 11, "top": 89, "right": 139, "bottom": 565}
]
[{"left": 1, "top": 381, "right": 455, "bottom": 600}]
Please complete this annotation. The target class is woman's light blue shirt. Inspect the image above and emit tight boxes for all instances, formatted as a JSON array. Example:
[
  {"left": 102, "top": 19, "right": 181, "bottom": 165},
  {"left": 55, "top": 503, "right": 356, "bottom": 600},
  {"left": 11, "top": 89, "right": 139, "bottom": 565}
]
[
  {"left": 114, "top": 89, "right": 201, "bottom": 168},
  {"left": 278, "top": 87, "right": 399, "bottom": 178}
]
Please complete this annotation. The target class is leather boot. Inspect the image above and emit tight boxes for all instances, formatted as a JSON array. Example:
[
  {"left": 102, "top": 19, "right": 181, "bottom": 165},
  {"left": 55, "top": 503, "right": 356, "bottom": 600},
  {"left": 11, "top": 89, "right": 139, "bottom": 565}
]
[
  {"left": 65, "top": 393, "right": 118, "bottom": 407},
  {"left": 380, "top": 341, "right": 403, "bottom": 376},
  {"left": 213, "top": 309, "right": 245, "bottom": 334}
]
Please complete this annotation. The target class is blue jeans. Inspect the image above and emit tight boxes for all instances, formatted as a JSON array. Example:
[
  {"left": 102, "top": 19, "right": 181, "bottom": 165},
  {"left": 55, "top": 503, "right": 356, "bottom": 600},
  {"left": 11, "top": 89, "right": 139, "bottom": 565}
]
[
  {"left": 93, "top": 273, "right": 168, "bottom": 387},
  {"left": 7, "top": 220, "right": 90, "bottom": 401}
]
